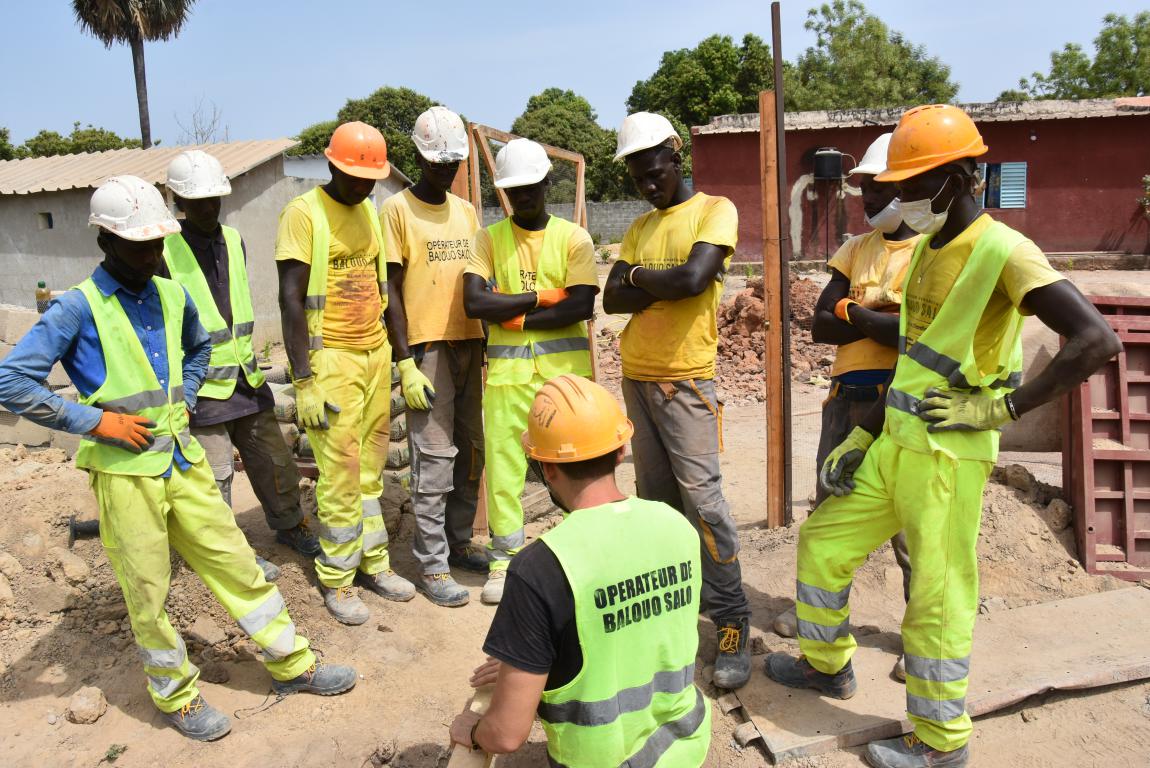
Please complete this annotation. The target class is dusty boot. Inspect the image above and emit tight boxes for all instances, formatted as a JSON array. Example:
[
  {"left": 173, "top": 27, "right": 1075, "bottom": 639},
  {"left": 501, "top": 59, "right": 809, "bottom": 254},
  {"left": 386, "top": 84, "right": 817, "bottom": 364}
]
[
  {"left": 713, "top": 617, "right": 752, "bottom": 690},
  {"left": 321, "top": 585, "right": 370, "bottom": 625},
  {"left": 359, "top": 570, "right": 416, "bottom": 602},
  {"left": 892, "top": 654, "right": 906, "bottom": 682},
  {"left": 481, "top": 569, "right": 506, "bottom": 605},
  {"left": 765, "top": 653, "right": 857, "bottom": 699},
  {"left": 772, "top": 606, "right": 797, "bottom": 637},
  {"left": 276, "top": 519, "right": 321, "bottom": 557},
  {"left": 865, "top": 734, "right": 969, "bottom": 768},
  {"left": 272, "top": 663, "right": 358, "bottom": 696},
  {"left": 162, "top": 695, "right": 231, "bottom": 741},
  {"left": 256, "top": 556, "right": 281, "bottom": 582},
  {"left": 448, "top": 544, "right": 489, "bottom": 573},
  {"left": 418, "top": 573, "right": 470, "bottom": 607}
]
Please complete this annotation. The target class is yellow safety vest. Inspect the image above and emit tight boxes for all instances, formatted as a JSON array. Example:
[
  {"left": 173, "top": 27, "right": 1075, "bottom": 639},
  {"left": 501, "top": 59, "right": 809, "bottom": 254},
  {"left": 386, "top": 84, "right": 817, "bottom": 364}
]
[
  {"left": 162, "top": 226, "right": 266, "bottom": 400},
  {"left": 485, "top": 216, "right": 591, "bottom": 387},
  {"left": 74, "top": 277, "right": 204, "bottom": 476},
  {"left": 885, "top": 220, "right": 1027, "bottom": 462}
]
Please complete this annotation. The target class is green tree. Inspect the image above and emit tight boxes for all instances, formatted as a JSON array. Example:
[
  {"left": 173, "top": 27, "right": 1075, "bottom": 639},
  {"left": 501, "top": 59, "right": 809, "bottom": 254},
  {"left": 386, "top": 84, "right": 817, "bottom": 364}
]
[
  {"left": 0, "top": 128, "right": 15, "bottom": 161},
  {"left": 289, "top": 120, "right": 340, "bottom": 156},
  {"left": 16, "top": 122, "right": 142, "bottom": 158},
  {"left": 1011, "top": 12, "right": 1149, "bottom": 99},
  {"left": 787, "top": 1, "right": 957, "bottom": 110},
  {"left": 337, "top": 86, "right": 439, "bottom": 181},
  {"left": 73, "top": 0, "right": 198, "bottom": 148}
]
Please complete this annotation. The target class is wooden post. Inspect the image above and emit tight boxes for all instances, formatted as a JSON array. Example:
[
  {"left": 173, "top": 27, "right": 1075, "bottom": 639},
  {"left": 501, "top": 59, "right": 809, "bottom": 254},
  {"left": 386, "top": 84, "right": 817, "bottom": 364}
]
[
  {"left": 761, "top": 89, "right": 786, "bottom": 530},
  {"left": 468, "top": 124, "right": 483, "bottom": 221},
  {"left": 771, "top": 0, "right": 794, "bottom": 524}
]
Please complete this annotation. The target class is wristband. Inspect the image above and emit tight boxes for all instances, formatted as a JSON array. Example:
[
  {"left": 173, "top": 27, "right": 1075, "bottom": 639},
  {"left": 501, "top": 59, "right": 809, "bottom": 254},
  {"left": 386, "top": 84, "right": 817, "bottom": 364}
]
[
  {"left": 1004, "top": 393, "right": 1020, "bottom": 421},
  {"left": 834, "top": 298, "right": 859, "bottom": 324},
  {"left": 626, "top": 265, "right": 643, "bottom": 288},
  {"left": 533, "top": 291, "right": 540, "bottom": 309},
  {"left": 470, "top": 720, "right": 482, "bottom": 751}
]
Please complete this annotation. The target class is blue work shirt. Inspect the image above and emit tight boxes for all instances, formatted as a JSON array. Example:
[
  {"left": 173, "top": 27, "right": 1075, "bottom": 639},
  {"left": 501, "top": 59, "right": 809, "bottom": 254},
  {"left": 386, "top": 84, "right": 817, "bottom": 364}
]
[{"left": 0, "top": 265, "right": 211, "bottom": 475}]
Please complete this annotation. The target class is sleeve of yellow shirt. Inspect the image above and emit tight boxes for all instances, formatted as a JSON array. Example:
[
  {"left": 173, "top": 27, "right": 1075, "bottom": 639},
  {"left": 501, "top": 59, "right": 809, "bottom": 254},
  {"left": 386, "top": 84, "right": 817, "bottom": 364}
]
[
  {"left": 465, "top": 227, "right": 495, "bottom": 281},
  {"left": 696, "top": 196, "right": 739, "bottom": 254},
  {"left": 380, "top": 196, "right": 406, "bottom": 267},
  {"left": 827, "top": 235, "right": 858, "bottom": 279},
  {"left": 565, "top": 227, "right": 600, "bottom": 288},
  {"left": 618, "top": 220, "right": 638, "bottom": 266},
  {"left": 999, "top": 240, "right": 1065, "bottom": 313},
  {"left": 274, "top": 199, "right": 314, "bottom": 264}
]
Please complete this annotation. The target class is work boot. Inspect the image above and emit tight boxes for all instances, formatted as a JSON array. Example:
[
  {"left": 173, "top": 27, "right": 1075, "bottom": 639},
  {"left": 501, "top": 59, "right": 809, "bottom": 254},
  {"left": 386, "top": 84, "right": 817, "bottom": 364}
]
[
  {"left": 893, "top": 654, "right": 906, "bottom": 682},
  {"left": 480, "top": 569, "right": 506, "bottom": 605},
  {"left": 713, "top": 617, "right": 752, "bottom": 690},
  {"left": 256, "top": 556, "right": 281, "bottom": 582},
  {"left": 162, "top": 695, "right": 231, "bottom": 741},
  {"left": 321, "top": 585, "right": 370, "bottom": 625},
  {"left": 276, "top": 519, "right": 321, "bottom": 557},
  {"left": 418, "top": 573, "right": 470, "bottom": 607},
  {"left": 272, "top": 662, "right": 358, "bottom": 697},
  {"left": 448, "top": 544, "right": 489, "bottom": 573},
  {"left": 772, "top": 606, "right": 797, "bottom": 638},
  {"left": 865, "top": 734, "right": 969, "bottom": 768},
  {"left": 359, "top": 570, "right": 416, "bottom": 602},
  {"left": 765, "top": 653, "right": 857, "bottom": 699}
]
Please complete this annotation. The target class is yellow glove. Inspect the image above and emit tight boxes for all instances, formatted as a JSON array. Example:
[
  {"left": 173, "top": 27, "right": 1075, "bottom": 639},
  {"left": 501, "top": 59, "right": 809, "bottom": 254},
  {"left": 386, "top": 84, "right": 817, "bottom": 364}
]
[
  {"left": 917, "top": 387, "right": 1013, "bottom": 432},
  {"left": 818, "top": 426, "right": 875, "bottom": 498},
  {"left": 293, "top": 376, "right": 340, "bottom": 430},
  {"left": 535, "top": 288, "right": 569, "bottom": 308},
  {"left": 397, "top": 357, "right": 435, "bottom": 411}
]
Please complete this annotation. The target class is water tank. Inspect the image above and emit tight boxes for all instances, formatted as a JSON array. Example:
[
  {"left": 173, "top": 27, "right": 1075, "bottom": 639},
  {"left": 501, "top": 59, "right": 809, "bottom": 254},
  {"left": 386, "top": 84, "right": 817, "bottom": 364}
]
[{"left": 813, "top": 147, "right": 844, "bottom": 180}]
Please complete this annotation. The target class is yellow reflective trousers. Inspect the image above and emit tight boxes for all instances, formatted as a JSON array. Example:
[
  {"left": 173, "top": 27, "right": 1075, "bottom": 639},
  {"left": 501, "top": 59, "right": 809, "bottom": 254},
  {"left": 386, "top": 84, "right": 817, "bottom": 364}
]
[
  {"left": 307, "top": 344, "right": 392, "bottom": 587},
  {"left": 796, "top": 434, "right": 990, "bottom": 752},
  {"left": 94, "top": 458, "right": 314, "bottom": 713}
]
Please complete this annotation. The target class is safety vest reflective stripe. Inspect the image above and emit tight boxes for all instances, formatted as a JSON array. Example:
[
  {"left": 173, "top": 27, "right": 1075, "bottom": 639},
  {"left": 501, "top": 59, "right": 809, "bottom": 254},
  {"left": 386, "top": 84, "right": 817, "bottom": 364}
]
[
  {"left": 796, "top": 579, "right": 851, "bottom": 610},
  {"left": 798, "top": 616, "right": 851, "bottom": 644},
  {"left": 237, "top": 592, "right": 286, "bottom": 637},
  {"left": 886, "top": 388, "right": 920, "bottom": 417},
  {"left": 905, "top": 340, "right": 1022, "bottom": 391},
  {"left": 538, "top": 663, "right": 695, "bottom": 726},
  {"left": 207, "top": 328, "right": 232, "bottom": 345},
  {"left": 487, "top": 338, "right": 591, "bottom": 360},
  {"left": 98, "top": 388, "right": 171, "bottom": 413},
  {"left": 138, "top": 642, "right": 187, "bottom": 669},
  {"left": 903, "top": 653, "right": 970, "bottom": 683},
  {"left": 907, "top": 692, "right": 967, "bottom": 723},
  {"left": 233, "top": 320, "right": 255, "bottom": 338},
  {"left": 82, "top": 431, "right": 191, "bottom": 454},
  {"left": 319, "top": 521, "right": 363, "bottom": 545}
]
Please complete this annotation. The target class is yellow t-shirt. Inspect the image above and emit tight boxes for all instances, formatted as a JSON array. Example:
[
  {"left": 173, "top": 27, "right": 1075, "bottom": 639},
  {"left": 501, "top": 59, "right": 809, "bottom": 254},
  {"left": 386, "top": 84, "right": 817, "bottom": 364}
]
[
  {"left": 827, "top": 229, "right": 919, "bottom": 376},
  {"left": 274, "top": 187, "right": 386, "bottom": 351},
  {"left": 618, "top": 193, "right": 738, "bottom": 381},
  {"left": 465, "top": 218, "right": 599, "bottom": 291},
  {"left": 904, "top": 214, "right": 1063, "bottom": 374},
  {"left": 380, "top": 189, "right": 483, "bottom": 345}
]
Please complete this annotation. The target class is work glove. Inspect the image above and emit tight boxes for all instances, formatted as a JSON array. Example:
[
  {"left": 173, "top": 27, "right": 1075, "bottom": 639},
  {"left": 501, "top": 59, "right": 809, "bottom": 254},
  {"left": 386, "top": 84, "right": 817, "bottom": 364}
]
[
  {"left": 917, "top": 387, "right": 1012, "bottom": 432},
  {"left": 535, "top": 288, "right": 569, "bottom": 308},
  {"left": 397, "top": 357, "right": 435, "bottom": 411},
  {"left": 90, "top": 412, "right": 156, "bottom": 453},
  {"left": 294, "top": 376, "right": 340, "bottom": 430},
  {"left": 500, "top": 314, "right": 526, "bottom": 332},
  {"left": 818, "top": 426, "right": 875, "bottom": 498}
]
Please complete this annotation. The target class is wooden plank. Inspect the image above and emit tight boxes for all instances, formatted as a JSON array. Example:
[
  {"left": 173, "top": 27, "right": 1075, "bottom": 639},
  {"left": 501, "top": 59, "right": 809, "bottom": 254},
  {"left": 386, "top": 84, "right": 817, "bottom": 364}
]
[
  {"left": 447, "top": 687, "right": 496, "bottom": 767},
  {"left": 468, "top": 124, "right": 483, "bottom": 221},
  {"left": 738, "top": 587, "right": 1150, "bottom": 761},
  {"left": 759, "top": 89, "right": 785, "bottom": 530},
  {"left": 474, "top": 124, "right": 583, "bottom": 164}
]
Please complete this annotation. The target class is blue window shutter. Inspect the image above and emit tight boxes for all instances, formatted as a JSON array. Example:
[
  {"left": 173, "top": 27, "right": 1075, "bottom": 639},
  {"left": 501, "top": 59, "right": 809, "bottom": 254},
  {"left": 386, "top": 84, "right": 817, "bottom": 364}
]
[
  {"left": 998, "top": 162, "right": 1027, "bottom": 209},
  {"left": 977, "top": 163, "right": 988, "bottom": 208}
]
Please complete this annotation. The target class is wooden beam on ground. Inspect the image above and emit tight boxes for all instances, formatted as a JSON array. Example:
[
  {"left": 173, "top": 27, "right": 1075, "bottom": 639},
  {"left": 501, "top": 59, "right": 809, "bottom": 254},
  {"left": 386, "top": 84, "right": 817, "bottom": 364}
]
[
  {"left": 446, "top": 687, "right": 496, "bottom": 767},
  {"left": 760, "top": 88, "right": 786, "bottom": 530}
]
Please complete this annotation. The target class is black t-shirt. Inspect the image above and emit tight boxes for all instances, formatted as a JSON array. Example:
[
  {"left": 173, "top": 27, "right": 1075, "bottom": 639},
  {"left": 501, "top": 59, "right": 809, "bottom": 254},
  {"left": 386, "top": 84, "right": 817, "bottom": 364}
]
[{"left": 482, "top": 539, "right": 583, "bottom": 690}]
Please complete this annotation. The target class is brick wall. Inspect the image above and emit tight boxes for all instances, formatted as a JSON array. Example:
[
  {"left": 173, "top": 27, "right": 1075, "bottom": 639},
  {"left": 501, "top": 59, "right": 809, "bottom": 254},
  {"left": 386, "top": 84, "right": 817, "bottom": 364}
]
[{"left": 480, "top": 200, "right": 652, "bottom": 243}]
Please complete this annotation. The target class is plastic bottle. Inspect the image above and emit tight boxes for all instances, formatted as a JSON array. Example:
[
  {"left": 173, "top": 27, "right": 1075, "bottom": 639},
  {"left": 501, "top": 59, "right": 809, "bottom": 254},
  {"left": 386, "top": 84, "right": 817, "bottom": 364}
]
[{"left": 35, "top": 281, "right": 51, "bottom": 314}]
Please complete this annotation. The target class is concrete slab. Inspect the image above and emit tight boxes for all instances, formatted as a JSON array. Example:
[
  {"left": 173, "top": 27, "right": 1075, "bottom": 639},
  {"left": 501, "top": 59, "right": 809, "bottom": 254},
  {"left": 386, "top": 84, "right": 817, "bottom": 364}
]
[{"left": 738, "top": 586, "right": 1150, "bottom": 761}]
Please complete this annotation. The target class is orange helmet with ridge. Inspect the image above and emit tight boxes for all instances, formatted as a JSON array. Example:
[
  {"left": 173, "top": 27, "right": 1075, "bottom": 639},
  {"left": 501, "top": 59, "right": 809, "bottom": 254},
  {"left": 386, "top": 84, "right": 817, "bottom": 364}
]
[
  {"left": 521, "top": 375, "right": 634, "bottom": 463},
  {"left": 876, "top": 104, "right": 988, "bottom": 183},
  {"left": 324, "top": 121, "right": 391, "bottom": 180}
]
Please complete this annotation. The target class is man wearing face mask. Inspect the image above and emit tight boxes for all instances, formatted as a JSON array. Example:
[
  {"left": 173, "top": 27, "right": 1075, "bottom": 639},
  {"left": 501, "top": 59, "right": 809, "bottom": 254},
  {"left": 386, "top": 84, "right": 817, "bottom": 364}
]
[
  {"left": 449, "top": 375, "right": 710, "bottom": 766},
  {"left": 772, "top": 134, "right": 918, "bottom": 682},
  {"left": 766, "top": 105, "right": 1122, "bottom": 768}
]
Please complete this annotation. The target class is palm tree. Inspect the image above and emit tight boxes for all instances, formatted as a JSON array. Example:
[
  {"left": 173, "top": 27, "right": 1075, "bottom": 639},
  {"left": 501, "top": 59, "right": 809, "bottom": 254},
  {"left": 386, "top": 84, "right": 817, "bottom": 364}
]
[{"left": 72, "top": 0, "right": 198, "bottom": 148}]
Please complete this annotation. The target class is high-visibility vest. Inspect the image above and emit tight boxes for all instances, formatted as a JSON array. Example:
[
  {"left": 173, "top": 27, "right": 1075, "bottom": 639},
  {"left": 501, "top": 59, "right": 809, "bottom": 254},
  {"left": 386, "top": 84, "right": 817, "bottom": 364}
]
[
  {"left": 485, "top": 216, "right": 591, "bottom": 387},
  {"left": 74, "top": 277, "right": 205, "bottom": 476},
  {"left": 295, "top": 187, "right": 387, "bottom": 352},
  {"left": 162, "top": 226, "right": 266, "bottom": 400},
  {"left": 538, "top": 498, "right": 710, "bottom": 768},
  {"left": 885, "top": 220, "right": 1028, "bottom": 462}
]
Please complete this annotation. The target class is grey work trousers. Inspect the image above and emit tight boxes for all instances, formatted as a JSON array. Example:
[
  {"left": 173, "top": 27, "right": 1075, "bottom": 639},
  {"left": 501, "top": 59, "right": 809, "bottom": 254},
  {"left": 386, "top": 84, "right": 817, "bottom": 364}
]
[
  {"left": 408, "top": 340, "right": 485, "bottom": 575},
  {"left": 193, "top": 407, "right": 304, "bottom": 531},
  {"left": 623, "top": 376, "right": 751, "bottom": 623},
  {"left": 814, "top": 381, "right": 912, "bottom": 602}
]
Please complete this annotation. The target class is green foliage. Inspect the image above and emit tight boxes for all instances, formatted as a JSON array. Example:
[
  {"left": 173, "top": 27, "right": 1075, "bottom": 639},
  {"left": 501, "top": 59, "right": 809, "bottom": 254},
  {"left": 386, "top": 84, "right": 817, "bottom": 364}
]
[
  {"left": 995, "top": 88, "right": 1032, "bottom": 102},
  {"left": 0, "top": 128, "right": 15, "bottom": 161},
  {"left": 337, "top": 87, "right": 439, "bottom": 181},
  {"left": 1012, "top": 12, "right": 1150, "bottom": 99},
  {"left": 1140, "top": 174, "right": 1150, "bottom": 217},
  {"left": 102, "top": 744, "right": 128, "bottom": 764},
  {"left": 15, "top": 122, "right": 142, "bottom": 158},
  {"left": 786, "top": 1, "right": 957, "bottom": 110},
  {"left": 289, "top": 120, "right": 340, "bottom": 156}
]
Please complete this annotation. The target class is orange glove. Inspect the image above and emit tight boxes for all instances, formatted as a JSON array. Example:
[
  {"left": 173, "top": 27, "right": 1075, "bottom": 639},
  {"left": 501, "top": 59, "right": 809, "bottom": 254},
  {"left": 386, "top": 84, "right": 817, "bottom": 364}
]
[
  {"left": 90, "top": 412, "right": 156, "bottom": 453},
  {"left": 834, "top": 297, "right": 859, "bottom": 324},
  {"left": 500, "top": 314, "right": 526, "bottom": 331},
  {"left": 535, "top": 288, "right": 569, "bottom": 308}
]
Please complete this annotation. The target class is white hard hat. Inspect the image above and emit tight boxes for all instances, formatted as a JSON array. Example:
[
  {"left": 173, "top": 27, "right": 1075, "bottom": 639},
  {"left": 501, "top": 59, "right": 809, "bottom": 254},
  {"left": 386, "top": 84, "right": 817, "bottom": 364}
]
[
  {"left": 614, "top": 112, "right": 683, "bottom": 161},
  {"left": 165, "top": 149, "right": 232, "bottom": 199},
  {"left": 850, "top": 133, "right": 894, "bottom": 176},
  {"left": 412, "top": 106, "right": 469, "bottom": 163},
  {"left": 89, "top": 175, "right": 181, "bottom": 241},
  {"left": 494, "top": 138, "right": 552, "bottom": 189}
]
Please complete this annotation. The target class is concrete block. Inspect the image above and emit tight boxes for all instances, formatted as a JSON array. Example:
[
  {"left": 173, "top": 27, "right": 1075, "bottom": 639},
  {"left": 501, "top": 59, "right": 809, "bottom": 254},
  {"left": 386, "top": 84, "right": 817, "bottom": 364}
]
[
  {"left": 51, "top": 430, "right": 80, "bottom": 458},
  {"left": 0, "top": 305, "right": 40, "bottom": 345},
  {"left": 47, "top": 363, "right": 71, "bottom": 390},
  {"left": 0, "top": 411, "right": 52, "bottom": 448}
]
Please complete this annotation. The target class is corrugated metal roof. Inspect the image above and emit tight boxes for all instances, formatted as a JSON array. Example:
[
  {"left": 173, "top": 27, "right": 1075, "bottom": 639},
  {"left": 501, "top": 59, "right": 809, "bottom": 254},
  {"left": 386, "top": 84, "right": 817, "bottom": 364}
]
[
  {"left": 0, "top": 138, "right": 299, "bottom": 196},
  {"left": 692, "top": 97, "right": 1150, "bottom": 135}
]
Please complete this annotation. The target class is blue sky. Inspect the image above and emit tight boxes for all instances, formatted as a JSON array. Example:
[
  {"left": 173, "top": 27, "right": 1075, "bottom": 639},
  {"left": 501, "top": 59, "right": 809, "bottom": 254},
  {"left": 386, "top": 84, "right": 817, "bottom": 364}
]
[{"left": 2, "top": 1, "right": 1145, "bottom": 145}]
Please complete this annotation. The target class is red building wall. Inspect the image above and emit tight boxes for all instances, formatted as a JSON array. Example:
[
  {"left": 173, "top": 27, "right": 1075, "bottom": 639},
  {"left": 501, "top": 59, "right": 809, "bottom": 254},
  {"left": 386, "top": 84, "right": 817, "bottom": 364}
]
[{"left": 692, "top": 115, "right": 1150, "bottom": 262}]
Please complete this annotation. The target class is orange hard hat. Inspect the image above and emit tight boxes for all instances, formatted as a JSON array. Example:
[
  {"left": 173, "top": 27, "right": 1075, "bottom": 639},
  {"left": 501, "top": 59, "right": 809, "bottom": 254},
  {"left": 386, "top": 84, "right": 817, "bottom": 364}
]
[
  {"left": 325, "top": 121, "right": 391, "bottom": 180},
  {"left": 875, "top": 104, "right": 988, "bottom": 182},
  {"left": 521, "top": 375, "right": 634, "bottom": 463}
]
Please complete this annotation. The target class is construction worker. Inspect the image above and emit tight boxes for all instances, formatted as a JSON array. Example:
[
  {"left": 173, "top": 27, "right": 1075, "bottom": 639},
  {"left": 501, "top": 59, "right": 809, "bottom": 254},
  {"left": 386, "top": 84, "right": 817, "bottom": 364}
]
[
  {"left": 449, "top": 375, "right": 710, "bottom": 765},
  {"left": 0, "top": 176, "right": 356, "bottom": 741},
  {"left": 603, "top": 112, "right": 751, "bottom": 690},
  {"left": 773, "top": 133, "right": 918, "bottom": 683},
  {"left": 462, "top": 138, "right": 598, "bottom": 605},
  {"left": 160, "top": 150, "right": 319, "bottom": 584},
  {"left": 765, "top": 105, "right": 1121, "bottom": 768},
  {"left": 381, "top": 107, "right": 487, "bottom": 607},
  {"left": 276, "top": 122, "right": 414, "bottom": 625}
]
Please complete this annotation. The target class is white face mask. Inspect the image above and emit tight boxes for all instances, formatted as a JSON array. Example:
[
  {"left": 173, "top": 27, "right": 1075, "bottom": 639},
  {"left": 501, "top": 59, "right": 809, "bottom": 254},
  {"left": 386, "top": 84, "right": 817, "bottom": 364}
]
[
  {"left": 901, "top": 176, "right": 956, "bottom": 235},
  {"left": 865, "top": 198, "right": 903, "bottom": 233}
]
